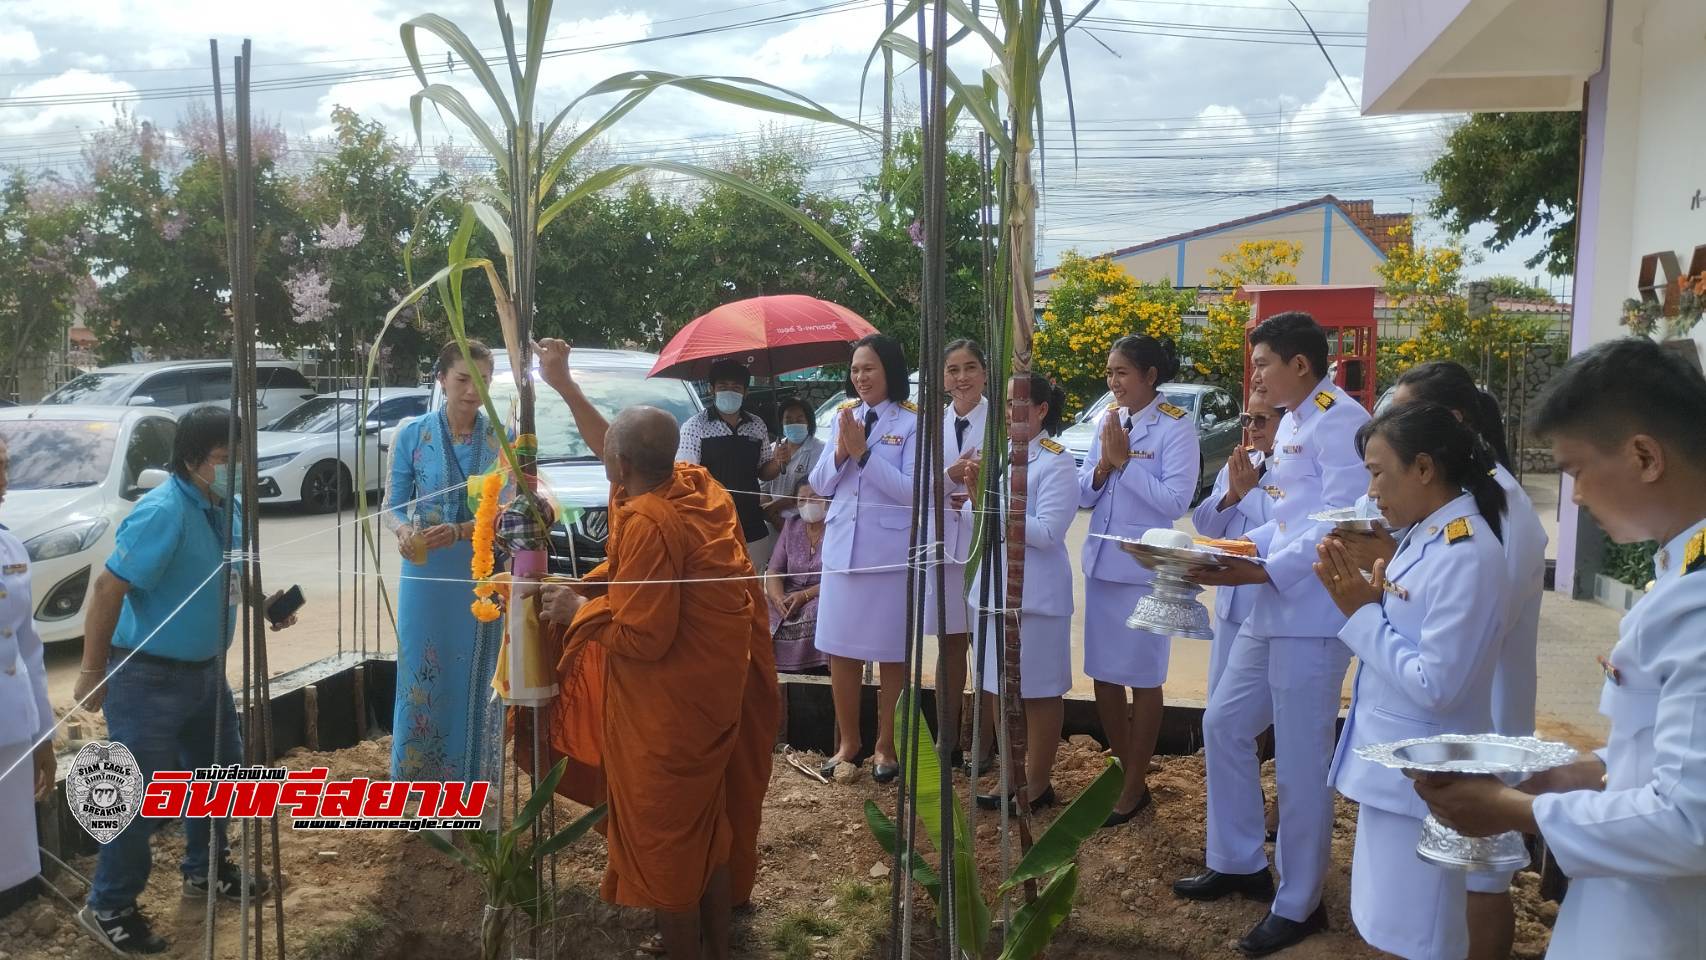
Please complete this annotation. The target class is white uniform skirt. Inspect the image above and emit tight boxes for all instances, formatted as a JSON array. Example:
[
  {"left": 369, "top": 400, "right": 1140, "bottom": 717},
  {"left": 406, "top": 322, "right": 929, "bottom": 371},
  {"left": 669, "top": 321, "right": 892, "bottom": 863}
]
[
  {"left": 1083, "top": 578, "right": 1171, "bottom": 688},
  {"left": 0, "top": 742, "right": 41, "bottom": 891},
  {"left": 923, "top": 562, "right": 969, "bottom": 635},
  {"left": 1350, "top": 805, "right": 1469, "bottom": 960},
  {"left": 977, "top": 611, "right": 1071, "bottom": 699},
  {"left": 815, "top": 569, "right": 908, "bottom": 663}
]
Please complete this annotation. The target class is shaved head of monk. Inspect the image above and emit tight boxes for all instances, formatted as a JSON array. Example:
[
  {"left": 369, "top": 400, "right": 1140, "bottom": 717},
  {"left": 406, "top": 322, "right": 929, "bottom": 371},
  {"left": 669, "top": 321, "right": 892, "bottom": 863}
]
[{"left": 606, "top": 405, "right": 679, "bottom": 492}]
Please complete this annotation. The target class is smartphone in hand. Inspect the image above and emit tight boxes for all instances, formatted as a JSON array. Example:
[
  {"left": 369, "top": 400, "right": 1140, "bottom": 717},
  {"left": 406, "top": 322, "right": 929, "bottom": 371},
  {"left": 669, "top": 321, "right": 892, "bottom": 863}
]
[{"left": 266, "top": 585, "right": 306, "bottom": 626}]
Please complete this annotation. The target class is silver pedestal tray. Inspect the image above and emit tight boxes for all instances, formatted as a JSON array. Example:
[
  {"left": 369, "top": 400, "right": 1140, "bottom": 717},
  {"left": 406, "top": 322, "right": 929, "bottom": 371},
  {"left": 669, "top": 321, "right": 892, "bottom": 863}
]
[
  {"left": 1356, "top": 734, "right": 1577, "bottom": 872},
  {"left": 1309, "top": 506, "right": 1391, "bottom": 533},
  {"left": 1092, "top": 534, "right": 1262, "bottom": 642}
]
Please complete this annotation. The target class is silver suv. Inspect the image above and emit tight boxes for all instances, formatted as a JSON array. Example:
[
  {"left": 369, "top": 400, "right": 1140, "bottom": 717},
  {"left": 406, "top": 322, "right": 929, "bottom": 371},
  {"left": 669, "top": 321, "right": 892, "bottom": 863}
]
[{"left": 43, "top": 360, "right": 318, "bottom": 422}]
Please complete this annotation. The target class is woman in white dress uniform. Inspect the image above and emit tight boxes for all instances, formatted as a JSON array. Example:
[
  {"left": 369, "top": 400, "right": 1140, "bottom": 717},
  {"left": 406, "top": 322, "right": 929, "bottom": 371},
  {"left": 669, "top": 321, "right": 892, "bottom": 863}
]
[
  {"left": 929, "top": 339, "right": 990, "bottom": 773},
  {"left": 0, "top": 435, "right": 58, "bottom": 903},
  {"left": 959, "top": 375, "right": 1076, "bottom": 813},
  {"left": 1315, "top": 402, "right": 1510, "bottom": 960},
  {"left": 808, "top": 334, "right": 919, "bottom": 783},
  {"left": 1078, "top": 335, "right": 1200, "bottom": 824},
  {"left": 1370, "top": 360, "right": 1549, "bottom": 958}
]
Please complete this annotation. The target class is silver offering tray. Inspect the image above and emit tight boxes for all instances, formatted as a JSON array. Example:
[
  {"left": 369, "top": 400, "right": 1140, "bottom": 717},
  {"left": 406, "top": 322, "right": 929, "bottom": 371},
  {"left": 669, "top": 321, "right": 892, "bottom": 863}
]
[
  {"left": 1092, "top": 534, "right": 1264, "bottom": 641},
  {"left": 1357, "top": 734, "right": 1578, "bottom": 872},
  {"left": 1309, "top": 506, "right": 1391, "bottom": 533}
]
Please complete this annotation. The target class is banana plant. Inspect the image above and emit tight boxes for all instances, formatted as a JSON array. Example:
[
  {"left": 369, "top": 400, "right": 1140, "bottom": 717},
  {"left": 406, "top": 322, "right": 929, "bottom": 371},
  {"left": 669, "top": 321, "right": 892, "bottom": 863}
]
[
  {"left": 422, "top": 758, "right": 606, "bottom": 960},
  {"left": 865, "top": 692, "right": 1120, "bottom": 958}
]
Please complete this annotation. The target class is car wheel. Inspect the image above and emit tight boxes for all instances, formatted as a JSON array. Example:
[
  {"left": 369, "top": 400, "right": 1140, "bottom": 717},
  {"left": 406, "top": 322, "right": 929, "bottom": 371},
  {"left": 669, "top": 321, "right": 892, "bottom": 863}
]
[{"left": 300, "top": 460, "right": 351, "bottom": 513}]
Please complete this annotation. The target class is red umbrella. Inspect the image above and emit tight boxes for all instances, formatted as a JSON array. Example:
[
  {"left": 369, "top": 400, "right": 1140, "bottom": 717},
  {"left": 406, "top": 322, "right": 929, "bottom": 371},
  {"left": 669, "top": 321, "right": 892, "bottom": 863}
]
[{"left": 649, "top": 294, "right": 879, "bottom": 380}]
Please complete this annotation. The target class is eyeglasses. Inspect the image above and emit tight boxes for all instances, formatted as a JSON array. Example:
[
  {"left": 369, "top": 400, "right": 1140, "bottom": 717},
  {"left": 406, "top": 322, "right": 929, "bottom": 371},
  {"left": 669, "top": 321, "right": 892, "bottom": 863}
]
[{"left": 1238, "top": 413, "right": 1274, "bottom": 429}]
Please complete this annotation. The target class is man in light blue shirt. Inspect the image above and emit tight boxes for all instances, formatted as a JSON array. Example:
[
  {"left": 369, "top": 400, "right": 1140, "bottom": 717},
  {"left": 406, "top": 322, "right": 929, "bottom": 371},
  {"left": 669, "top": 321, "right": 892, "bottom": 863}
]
[{"left": 70, "top": 406, "right": 296, "bottom": 956}]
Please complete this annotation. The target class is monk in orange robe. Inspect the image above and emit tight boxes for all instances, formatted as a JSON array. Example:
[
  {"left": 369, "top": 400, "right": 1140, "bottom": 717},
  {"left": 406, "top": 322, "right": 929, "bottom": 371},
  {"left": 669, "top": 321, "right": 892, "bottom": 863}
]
[{"left": 522, "top": 341, "right": 777, "bottom": 959}]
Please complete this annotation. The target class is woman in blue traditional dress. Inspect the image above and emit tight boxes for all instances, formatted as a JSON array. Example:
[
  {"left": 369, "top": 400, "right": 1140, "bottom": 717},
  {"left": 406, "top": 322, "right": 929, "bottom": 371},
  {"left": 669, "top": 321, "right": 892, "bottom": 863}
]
[{"left": 385, "top": 339, "right": 505, "bottom": 782}]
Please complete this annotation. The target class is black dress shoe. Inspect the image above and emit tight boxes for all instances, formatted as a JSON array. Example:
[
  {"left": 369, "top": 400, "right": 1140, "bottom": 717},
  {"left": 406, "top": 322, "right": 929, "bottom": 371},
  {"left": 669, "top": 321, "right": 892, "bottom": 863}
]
[
  {"left": 1171, "top": 867, "right": 1275, "bottom": 903},
  {"left": 872, "top": 762, "right": 900, "bottom": 784},
  {"left": 974, "top": 786, "right": 1056, "bottom": 814},
  {"left": 953, "top": 749, "right": 997, "bottom": 777},
  {"left": 820, "top": 756, "right": 861, "bottom": 780},
  {"left": 1236, "top": 904, "right": 1327, "bottom": 957},
  {"left": 1100, "top": 789, "right": 1152, "bottom": 828}
]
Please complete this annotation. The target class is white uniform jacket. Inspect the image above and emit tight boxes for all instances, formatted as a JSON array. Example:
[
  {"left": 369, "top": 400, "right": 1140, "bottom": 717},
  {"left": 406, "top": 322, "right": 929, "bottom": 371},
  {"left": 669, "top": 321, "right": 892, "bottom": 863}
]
[
  {"left": 1244, "top": 379, "right": 1370, "bottom": 638},
  {"left": 937, "top": 398, "right": 988, "bottom": 566},
  {"left": 964, "top": 435, "right": 1078, "bottom": 619},
  {"left": 1490, "top": 465, "right": 1547, "bottom": 737},
  {"left": 1328, "top": 495, "right": 1508, "bottom": 819},
  {"left": 1530, "top": 518, "right": 1706, "bottom": 960},
  {"left": 1192, "top": 457, "right": 1274, "bottom": 625},
  {"left": 1077, "top": 394, "right": 1201, "bottom": 583},
  {"left": 0, "top": 529, "right": 51, "bottom": 754},
  {"left": 808, "top": 399, "right": 919, "bottom": 573}
]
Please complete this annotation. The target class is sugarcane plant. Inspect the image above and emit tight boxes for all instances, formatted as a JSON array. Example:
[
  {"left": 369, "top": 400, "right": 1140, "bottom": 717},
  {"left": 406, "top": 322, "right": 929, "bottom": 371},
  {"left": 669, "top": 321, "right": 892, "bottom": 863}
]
[
  {"left": 865, "top": 694, "right": 1120, "bottom": 958},
  {"left": 859, "top": 0, "right": 1101, "bottom": 951},
  {"left": 422, "top": 759, "right": 607, "bottom": 960}
]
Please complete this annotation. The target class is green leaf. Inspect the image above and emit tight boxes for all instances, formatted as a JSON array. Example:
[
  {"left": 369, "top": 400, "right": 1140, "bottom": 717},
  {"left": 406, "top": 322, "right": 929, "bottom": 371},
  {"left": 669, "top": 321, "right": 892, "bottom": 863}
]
[
  {"left": 535, "top": 804, "right": 607, "bottom": 860},
  {"left": 505, "top": 758, "right": 569, "bottom": 846},
  {"left": 996, "top": 865, "right": 1078, "bottom": 960},
  {"left": 862, "top": 799, "right": 942, "bottom": 900},
  {"left": 879, "top": 34, "right": 1012, "bottom": 156},
  {"left": 537, "top": 164, "right": 643, "bottom": 234},
  {"left": 1039, "top": 0, "right": 1103, "bottom": 73},
  {"left": 519, "top": 0, "right": 552, "bottom": 122},
  {"left": 471, "top": 201, "right": 515, "bottom": 261},
  {"left": 400, "top": 13, "right": 517, "bottom": 131},
  {"left": 408, "top": 86, "right": 510, "bottom": 181},
  {"left": 999, "top": 758, "right": 1121, "bottom": 893},
  {"left": 892, "top": 691, "right": 990, "bottom": 953},
  {"left": 420, "top": 828, "right": 476, "bottom": 870},
  {"left": 631, "top": 159, "right": 892, "bottom": 305}
]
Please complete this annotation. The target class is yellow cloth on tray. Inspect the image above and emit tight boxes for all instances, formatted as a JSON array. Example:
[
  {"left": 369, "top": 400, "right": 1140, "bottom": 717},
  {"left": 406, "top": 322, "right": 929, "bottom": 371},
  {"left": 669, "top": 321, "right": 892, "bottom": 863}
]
[{"left": 490, "top": 573, "right": 560, "bottom": 705}]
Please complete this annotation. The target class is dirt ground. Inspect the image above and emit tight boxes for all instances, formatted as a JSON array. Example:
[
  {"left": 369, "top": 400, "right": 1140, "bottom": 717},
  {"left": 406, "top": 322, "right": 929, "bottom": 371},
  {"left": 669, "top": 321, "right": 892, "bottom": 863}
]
[{"left": 3, "top": 736, "right": 1559, "bottom": 960}]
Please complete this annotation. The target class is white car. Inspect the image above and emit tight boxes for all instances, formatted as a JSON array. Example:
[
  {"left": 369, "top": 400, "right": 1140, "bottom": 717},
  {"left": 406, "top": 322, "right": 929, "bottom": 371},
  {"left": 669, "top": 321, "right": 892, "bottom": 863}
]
[
  {"left": 43, "top": 359, "right": 318, "bottom": 422},
  {"left": 255, "top": 388, "right": 432, "bottom": 512},
  {"left": 0, "top": 406, "right": 177, "bottom": 645}
]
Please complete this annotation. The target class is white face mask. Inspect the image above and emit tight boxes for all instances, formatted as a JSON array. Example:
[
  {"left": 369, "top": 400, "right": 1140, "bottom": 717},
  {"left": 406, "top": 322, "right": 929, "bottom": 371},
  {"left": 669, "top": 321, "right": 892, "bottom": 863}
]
[
  {"left": 797, "top": 501, "right": 828, "bottom": 523},
  {"left": 714, "top": 391, "right": 744, "bottom": 415}
]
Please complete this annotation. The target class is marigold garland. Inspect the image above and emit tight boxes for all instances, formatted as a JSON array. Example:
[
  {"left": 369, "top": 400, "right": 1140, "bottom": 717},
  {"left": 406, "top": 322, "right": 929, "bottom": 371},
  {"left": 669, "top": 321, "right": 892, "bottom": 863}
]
[{"left": 470, "top": 472, "right": 505, "bottom": 622}]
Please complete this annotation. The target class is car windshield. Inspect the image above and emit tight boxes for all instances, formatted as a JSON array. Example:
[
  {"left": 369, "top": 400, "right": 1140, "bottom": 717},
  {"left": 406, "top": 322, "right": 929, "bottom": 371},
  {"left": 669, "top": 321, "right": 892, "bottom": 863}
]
[
  {"left": 269, "top": 397, "right": 355, "bottom": 433},
  {"left": 43, "top": 372, "right": 135, "bottom": 405},
  {"left": 0, "top": 420, "right": 118, "bottom": 489},
  {"left": 487, "top": 368, "right": 700, "bottom": 462}
]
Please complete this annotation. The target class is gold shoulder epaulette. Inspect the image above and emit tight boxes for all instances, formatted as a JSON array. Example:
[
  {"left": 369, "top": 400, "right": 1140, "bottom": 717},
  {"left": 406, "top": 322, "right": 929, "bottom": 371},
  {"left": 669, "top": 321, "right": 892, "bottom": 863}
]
[
  {"left": 839, "top": 398, "right": 860, "bottom": 410},
  {"left": 1445, "top": 518, "right": 1472, "bottom": 544},
  {"left": 1039, "top": 437, "right": 1064, "bottom": 454},
  {"left": 1314, "top": 391, "right": 1336, "bottom": 412},
  {"left": 898, "top": 400, "right": 918, "bottom": 413},
  {"left": 1685, "top": 530, "right": 1704, "bottom": 574},
  {"left": 1157, "top": 401, "right": 1186, "bottom": 420}
]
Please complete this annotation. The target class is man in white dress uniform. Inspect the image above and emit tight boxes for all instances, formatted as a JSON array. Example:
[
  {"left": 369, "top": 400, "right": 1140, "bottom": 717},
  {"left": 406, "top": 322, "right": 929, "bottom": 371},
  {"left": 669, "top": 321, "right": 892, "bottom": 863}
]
[
  {"left": 1174, "top": 312, "right": 1370, "bottom": 957},
  {"left": 1417, "top": 338, "right": 1706, "bottom": 960}
]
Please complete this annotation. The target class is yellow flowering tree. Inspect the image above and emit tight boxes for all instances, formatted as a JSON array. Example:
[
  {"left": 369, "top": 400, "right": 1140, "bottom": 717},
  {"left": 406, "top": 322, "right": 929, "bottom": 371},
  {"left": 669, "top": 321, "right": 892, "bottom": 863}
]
[
  {"left": 1035, "top": 252, "right": 1194, "bottom": 416},
  {"left": 1378, "top": 224, "right": 1550, "bottom": 388},
  {"left": 1195, "top": 240, "right": 1303, "bottom": 393}
]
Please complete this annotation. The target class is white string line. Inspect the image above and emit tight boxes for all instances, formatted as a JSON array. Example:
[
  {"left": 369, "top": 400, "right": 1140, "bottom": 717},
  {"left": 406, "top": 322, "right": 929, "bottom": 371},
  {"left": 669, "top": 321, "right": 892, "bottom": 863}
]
[
  {"left": 262, "top": 554, "right": 951, "bottom": 587},
  {"left": 0, "top": 559, "right": 233, "bottom": 784}
]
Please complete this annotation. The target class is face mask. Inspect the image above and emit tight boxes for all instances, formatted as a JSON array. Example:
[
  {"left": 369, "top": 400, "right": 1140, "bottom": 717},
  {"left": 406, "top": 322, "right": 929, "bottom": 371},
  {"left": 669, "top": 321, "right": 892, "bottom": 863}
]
[
  {"left": 797, "top": 501, "right": 828, "bottom": 523},
  {"left": 714, "top": 391, "right": 744, "bottom": 415},
  {"left": 207, "top": 466, "right": 234, "bottom": 502},
  {"left": 782, "top": 423, "right": 808, "bottom": 444}
]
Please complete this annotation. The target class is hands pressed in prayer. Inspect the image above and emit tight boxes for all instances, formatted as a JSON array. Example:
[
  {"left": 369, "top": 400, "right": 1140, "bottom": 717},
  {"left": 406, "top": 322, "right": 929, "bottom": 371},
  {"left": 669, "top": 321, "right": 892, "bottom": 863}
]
[{"left": 1314, "top": 539, "right": 1384, "bottom": 616}]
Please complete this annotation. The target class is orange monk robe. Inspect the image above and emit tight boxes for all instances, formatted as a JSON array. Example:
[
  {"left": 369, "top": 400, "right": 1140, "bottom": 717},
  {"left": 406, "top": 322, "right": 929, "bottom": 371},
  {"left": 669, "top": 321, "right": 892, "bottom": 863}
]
[
  {"left": 727, "top": 569, "right": 779, "bottom": 906},
  {"left": 534, "top": 464, "right": 774, "bottom": 913}
]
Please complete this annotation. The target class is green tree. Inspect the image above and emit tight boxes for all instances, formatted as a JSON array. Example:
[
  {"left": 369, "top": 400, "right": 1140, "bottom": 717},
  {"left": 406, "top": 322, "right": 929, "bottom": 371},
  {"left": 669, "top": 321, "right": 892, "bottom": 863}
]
[
  {"left": 1191, "top": 240, "right": 1303, "bottom": 393},
  {"left": 533, "top": 178, "right": 689, "bottom": 348},
  {"left": 82, "top": 112, "right": 308, "bottom": 361},
  {"left": 1426, "top": 112, "right": 1580, "bottom": 276},
  {"left": 0, "top": 172, "right": 90, "bottom": 393},
  {"left": 1482, "top": 274, "right": 1556, "bottom": 303},
  {"left": 1034, "top": 253, "right": 1194, "bottom": 416}
]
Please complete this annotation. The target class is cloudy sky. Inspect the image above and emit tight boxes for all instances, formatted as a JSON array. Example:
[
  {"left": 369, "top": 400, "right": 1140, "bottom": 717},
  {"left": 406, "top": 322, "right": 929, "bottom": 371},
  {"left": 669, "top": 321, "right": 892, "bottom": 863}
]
[{"left": 0, "top": 0, "right": 1558, "bottom": 287}]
